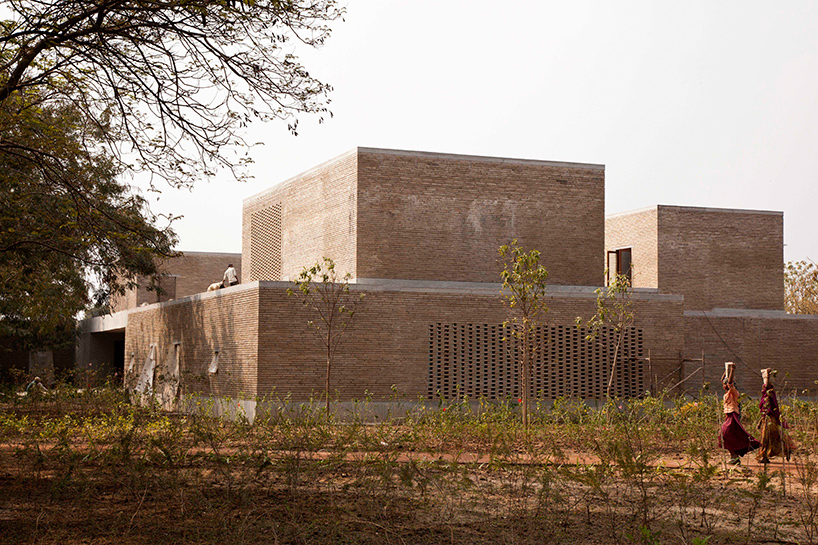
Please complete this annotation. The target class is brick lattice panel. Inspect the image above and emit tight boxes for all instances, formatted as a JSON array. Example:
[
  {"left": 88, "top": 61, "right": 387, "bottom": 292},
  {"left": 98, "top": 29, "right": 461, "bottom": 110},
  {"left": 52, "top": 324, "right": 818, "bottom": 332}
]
[
  {"left": 429, "top": 324, "right": 643, "bottom": 399},
  {"left": 250, "top": 204, "right": 282, "bottom": 281}
]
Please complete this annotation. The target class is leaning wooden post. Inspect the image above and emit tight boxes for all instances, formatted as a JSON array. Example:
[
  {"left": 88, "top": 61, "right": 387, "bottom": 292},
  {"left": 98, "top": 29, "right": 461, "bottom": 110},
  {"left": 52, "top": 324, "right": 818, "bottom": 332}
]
[{"left": 760, "top": 367, "right": 771, "bottom": 472}]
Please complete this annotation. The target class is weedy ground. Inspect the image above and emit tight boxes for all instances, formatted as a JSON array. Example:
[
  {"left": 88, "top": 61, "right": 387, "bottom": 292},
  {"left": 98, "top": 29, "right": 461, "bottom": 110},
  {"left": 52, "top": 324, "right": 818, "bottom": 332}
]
[{"left": 2, "top": 384, "right": 818, "bottom": 544}]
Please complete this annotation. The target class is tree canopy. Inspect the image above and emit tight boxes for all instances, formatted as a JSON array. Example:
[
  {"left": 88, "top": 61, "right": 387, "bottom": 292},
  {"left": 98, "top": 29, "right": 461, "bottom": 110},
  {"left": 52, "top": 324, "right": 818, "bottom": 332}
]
[
  {"left": 0, "top": 0, "right": 343, "bottom": 186},
  {"left": 0, "top": 86, "right": 177, "bottom": 348},
  {"left": 785, "top": 260, "right": 818, "bottom": 315},
  {"left": 0, "top": 0, "right": 342, "bottom": 348}
]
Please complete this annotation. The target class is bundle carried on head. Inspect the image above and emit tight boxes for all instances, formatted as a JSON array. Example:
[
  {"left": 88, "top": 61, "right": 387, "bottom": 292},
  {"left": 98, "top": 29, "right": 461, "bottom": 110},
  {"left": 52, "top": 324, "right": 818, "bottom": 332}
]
[
  {"left": 761, "top": 368, "right": 776, "bottom": 387},
  {"left": 722, "top": 361, "right": 736, "bottom": 386}
]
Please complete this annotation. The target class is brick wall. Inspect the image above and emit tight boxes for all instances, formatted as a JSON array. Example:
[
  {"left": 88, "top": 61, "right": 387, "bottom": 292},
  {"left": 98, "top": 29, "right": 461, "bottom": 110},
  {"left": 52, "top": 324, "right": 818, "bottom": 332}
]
[
  {"left": 255, "top": 282, "right": 684, "bottom": 401},
  {"left": 605, "top": 205, "right": 784, "bottom": 311},
  {"left": 110, "top": 283, "right": 137, "bottom": 312},
  {"left": 684, "top": 311, "right": 818, "bottom": 395},
  {"left": 242, "top": 150, "right": 358, "bottom": 281},
  {"left": 161, "top": 252, "right": 242, "bottom": 299},
  {"left": 120, "top": 281, "right": 684, "bottom": 402},
  {"left": 356, "top": 149, "right": 605, "bottom": 285},
  {"left": 130, "top": 275, "right": 177, "bottom": 308},
  {"left": 125, "top": 286, "right": 260, "bottom": 399},
  {"left": 110, "top": 252, "right": 241, "bottom": 312},
  {"left": 605, "top": 207, "right": 659, "bottom": 289},
  {"left": 657, "top": 206, "right": 784, "bottom": 311}
]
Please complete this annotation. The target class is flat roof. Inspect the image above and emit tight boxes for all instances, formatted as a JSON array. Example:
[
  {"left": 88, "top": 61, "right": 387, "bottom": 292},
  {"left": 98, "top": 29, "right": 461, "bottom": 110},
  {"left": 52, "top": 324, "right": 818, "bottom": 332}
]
[
  {"left": 244, "top": 147, "right": 606, "bottom": 205},
  {"left": 356, "top": 147, "right": 605, "bottom": 171},
  {"left": 606, "top": 204, "right": 783, "bottom": 219},
  {"left": 686, "top": 308, "right": 818, "bottom": 320}
]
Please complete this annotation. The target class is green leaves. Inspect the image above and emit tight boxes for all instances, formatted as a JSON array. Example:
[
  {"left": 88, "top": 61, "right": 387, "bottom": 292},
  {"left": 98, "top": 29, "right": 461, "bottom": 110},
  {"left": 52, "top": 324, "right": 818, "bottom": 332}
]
[
  {"left": 0, "top": 88, "right": 177, "bottom": 348},
  {"left": 499, "top": 239, "right": 549, "bottom": 333},
  {"left": 0, "top": 0, "right": 344, "bottom": 187},
  {"left": 576, "top": 269, "right": 635, "bottom": 399},
  {"left": 498, "top": 240, "right": 550, "bottom": 427},
  {"left": 288, "top": 257, "right": 362, "bottom": 414},
  {"left": 579, "top": 270, "right": 634, "bottom": 340}
]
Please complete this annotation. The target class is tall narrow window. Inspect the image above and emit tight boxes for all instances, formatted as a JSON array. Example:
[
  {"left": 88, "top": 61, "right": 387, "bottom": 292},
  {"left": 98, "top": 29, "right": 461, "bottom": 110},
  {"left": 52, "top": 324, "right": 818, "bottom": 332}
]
[{"left": 607, "top": 248, "right": 632, "bottom": 285}]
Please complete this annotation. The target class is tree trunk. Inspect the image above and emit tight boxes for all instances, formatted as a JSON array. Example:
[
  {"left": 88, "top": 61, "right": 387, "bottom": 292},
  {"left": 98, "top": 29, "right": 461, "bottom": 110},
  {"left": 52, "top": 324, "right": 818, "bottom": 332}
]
[
  {"left": 326, "top": 344, "right": 331, "bottom": 417},
  {"left": 606, "top": 336, "right": 621, "bottom": 400},
  {"left": 522, "top": 328, "right": 530, "bottom": 428}
]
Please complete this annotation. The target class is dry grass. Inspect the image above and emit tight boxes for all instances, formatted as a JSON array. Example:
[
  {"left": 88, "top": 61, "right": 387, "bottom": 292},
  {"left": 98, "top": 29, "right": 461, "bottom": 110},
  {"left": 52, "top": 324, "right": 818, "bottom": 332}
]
[{"left": 2, "top": 386, "right": 818, "bottom": 544}]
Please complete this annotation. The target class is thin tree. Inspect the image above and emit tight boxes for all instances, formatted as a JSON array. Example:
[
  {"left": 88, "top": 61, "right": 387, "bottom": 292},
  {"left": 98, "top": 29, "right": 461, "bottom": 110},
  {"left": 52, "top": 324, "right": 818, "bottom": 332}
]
[
  {"left": 288, "top": 258, "right": 362, "bottom": 416},
  {"left": 499, "top": 240, "right": 549, "bottom": 428},
  {"left": 577, "top": 270, "right": 635, "bottom": 399}
]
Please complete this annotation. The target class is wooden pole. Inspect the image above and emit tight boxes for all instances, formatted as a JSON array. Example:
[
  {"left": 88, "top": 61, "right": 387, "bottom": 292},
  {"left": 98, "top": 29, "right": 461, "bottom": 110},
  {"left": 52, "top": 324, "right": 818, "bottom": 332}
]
[
  {"left": 764, "top": 369, "right": 788, "bottom": 497},
  {"left": 781, "top": 431, "right": 787, "bottom": 497}
]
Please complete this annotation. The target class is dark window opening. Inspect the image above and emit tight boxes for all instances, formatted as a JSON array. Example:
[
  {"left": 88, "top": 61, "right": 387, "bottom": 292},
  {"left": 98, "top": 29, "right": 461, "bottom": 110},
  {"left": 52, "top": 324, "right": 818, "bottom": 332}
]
[
  {"left": 114, "top": 340, "right": 125, "bottom": 377},
  {"left": 607, "top": 248, "right": 632, "bottom": 285}
]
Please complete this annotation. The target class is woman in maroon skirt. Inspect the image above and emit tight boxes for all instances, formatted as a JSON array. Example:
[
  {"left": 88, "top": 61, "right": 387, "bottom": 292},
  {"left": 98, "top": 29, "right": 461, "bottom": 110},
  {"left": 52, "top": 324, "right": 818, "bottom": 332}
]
[{"left": 719, "top": 372, "right": 760, "bottom": 465}]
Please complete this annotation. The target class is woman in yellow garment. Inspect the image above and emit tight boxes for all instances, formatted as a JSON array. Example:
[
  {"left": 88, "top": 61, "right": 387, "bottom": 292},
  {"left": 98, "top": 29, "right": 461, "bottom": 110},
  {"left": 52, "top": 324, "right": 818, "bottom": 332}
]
[{"left": 756, "top": 368, "right": 795, "bottom": 463}]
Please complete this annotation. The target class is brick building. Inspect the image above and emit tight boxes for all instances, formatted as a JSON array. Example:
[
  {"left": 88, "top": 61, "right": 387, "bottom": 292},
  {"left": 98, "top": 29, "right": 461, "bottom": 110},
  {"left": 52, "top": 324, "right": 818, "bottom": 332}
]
[
  {"left": 606, "top": 205, "right": 817, "bottom": 394},
  {"left": 77, "top": 148, "right": 818, "bottom": 406},
  {"left": 77, "top": 252, "right": 241, "bottom": 379}
]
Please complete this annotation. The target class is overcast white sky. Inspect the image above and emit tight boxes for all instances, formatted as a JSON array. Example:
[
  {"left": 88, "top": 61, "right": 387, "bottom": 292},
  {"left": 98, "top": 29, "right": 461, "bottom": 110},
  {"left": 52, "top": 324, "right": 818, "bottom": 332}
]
[{"left": 141, "top": 0, "right": 818, "bottom": 263}]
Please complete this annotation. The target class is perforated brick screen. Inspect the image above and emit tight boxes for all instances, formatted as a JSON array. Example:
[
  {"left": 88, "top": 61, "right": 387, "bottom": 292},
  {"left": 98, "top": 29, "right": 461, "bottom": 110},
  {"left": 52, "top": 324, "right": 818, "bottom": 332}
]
[
  {"left": 249, "top": 204, "right": 282, "bottom": 281},
  {"left": 428, "top": 323, "right": 644, "bottom": 399}
]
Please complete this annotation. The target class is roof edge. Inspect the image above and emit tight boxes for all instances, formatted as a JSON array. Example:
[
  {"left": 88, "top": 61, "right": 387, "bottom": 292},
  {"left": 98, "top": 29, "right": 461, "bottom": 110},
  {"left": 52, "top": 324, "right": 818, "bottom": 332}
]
[
  {"left": 655, "top": 204, "right": 783, "bottom": 216},
  {"left": 242, "top": 148, "right": 358, "bottom": 205},
  {"left": 357, "top": 147, "right": 605, "bottom": 171},
  {"left": 607, "top": 204, "right": 783, "bottom": 220}
]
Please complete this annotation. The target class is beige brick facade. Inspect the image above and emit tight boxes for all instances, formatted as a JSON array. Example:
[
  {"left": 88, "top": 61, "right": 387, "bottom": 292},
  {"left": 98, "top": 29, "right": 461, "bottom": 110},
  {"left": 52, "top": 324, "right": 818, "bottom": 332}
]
[
  {"left": 124, "top": 285, "right": 259, "bottom": 399},
  {"left": 119, "top": 282, "right": 685, "bottom": 402},
  {"left": 242, "top": 151, "right": 358, "bottom": 281},
  {"left": 658, "top": 206, "right": 784, "bottom": 311},
  {"left": 684, "top": 310, "right": 818, "bottom": 395},
  {"left": 161, "top": 252, "right": 242, "bottom": 300},
  {"left": 606, "top": 207, "right": 659, "bottom": 289},
  {"left": 606, "top": 205, "right": 784, "bottom": 311},
  {"left": 355, "top": 149, "right": 605, "bottom": 285},
  {"left": 242, "top": 148, "right": 605, "bottom": 286},
  {"left": 74, "top": 148, "right": 815, "bottom": 404},
  {"left": 110, "top": 252, "right": 241, "bottom": 312}
]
